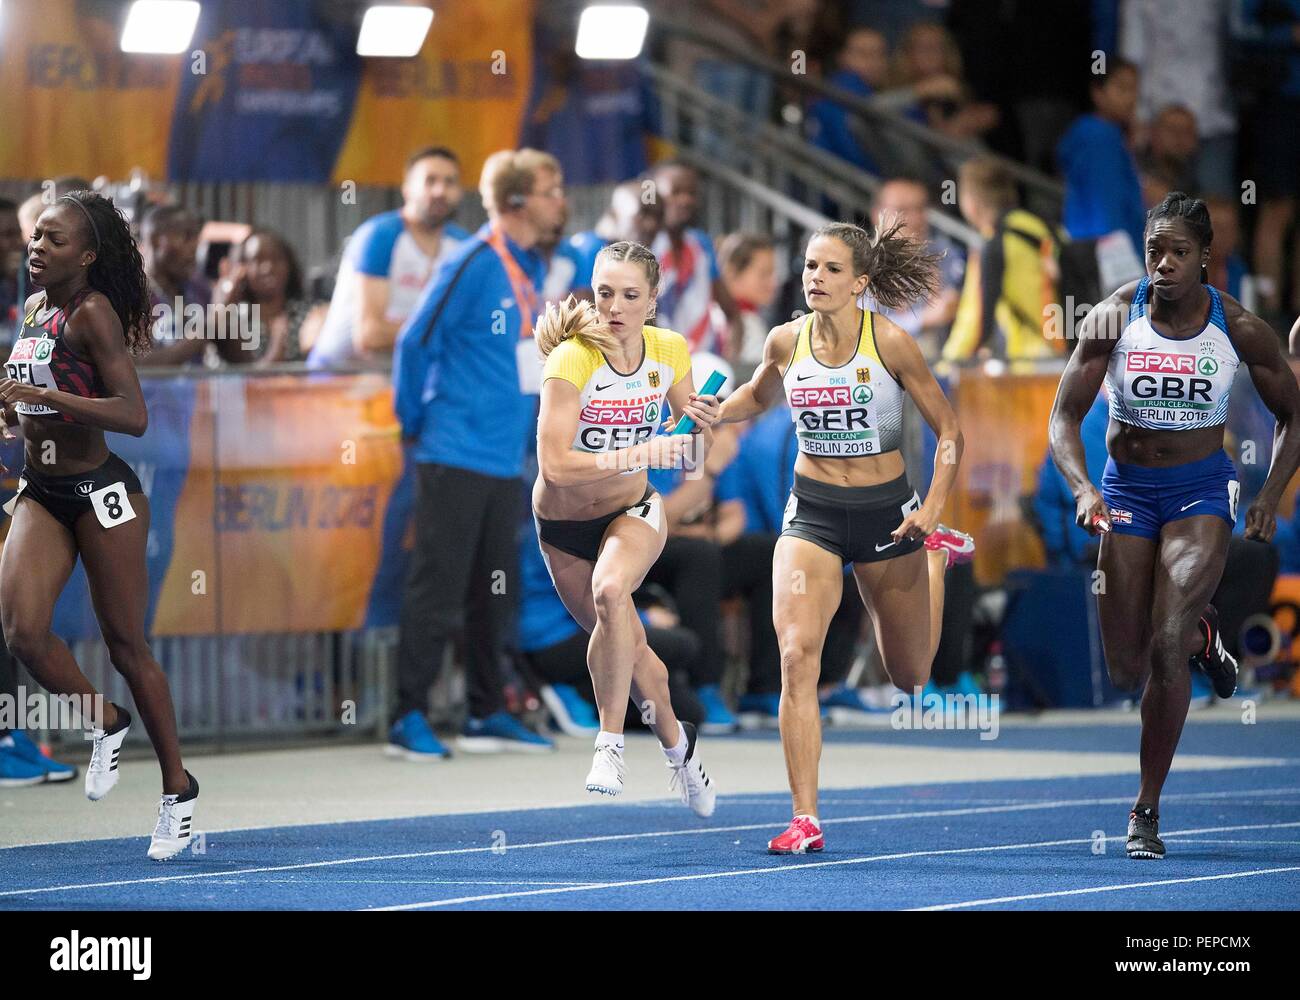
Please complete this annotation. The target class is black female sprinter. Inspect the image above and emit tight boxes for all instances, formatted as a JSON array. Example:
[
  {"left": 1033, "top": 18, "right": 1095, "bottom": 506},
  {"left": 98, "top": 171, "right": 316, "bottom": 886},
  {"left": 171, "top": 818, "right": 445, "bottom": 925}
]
[
  {"left": 1049, "top": 192, "right": 1300, "bottom": 860},
  {"left": 0, "top": 192, "right": 197, "bottom": 860}
]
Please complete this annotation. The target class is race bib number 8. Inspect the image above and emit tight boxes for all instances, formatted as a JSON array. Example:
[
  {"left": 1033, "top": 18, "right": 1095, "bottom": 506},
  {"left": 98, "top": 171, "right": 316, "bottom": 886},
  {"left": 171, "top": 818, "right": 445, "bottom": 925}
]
[{"left": 89, "top": 482, "right": 137, "bottom": 529}]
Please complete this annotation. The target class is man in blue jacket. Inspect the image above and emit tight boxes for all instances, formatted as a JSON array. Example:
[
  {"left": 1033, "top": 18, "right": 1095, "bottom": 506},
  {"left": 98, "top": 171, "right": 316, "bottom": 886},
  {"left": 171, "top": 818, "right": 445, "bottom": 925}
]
[
  {"left": 1056, "top": 57, "right": 1145, "bottom": 258},
  {"left": 389, "top": 149, "right": 567, "bottom": 759}
]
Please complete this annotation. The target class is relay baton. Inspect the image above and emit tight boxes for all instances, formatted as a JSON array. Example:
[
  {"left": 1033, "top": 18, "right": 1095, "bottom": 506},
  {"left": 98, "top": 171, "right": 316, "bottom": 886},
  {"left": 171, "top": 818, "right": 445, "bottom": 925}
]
[{"left": 673, "top": 370, "right": 727, "bottom": 435}]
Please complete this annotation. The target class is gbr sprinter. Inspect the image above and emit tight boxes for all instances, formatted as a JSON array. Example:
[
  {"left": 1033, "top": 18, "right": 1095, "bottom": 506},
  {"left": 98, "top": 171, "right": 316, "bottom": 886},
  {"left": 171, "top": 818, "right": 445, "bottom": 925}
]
[
  {"left": 1050, "top": 192, "right": 1300, "bottom": 860},
  {"left": 532, "top": 240, "right": 721, "bottom": 814},
  {"left": 714, "top": 221, "right": 975, "bottom": 855}
]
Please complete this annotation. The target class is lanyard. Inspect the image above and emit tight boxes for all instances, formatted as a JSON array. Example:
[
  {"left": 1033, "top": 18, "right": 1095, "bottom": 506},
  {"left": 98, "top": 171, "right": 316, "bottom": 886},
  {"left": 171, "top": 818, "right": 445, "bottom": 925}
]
[{"left": 484, "top": 223, "right": 539, "bottom": 340}]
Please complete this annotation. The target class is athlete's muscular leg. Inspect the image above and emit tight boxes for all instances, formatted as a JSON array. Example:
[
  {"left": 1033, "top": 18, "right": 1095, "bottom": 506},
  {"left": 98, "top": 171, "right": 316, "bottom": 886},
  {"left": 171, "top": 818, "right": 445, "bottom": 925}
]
[
  {"left": 75, "top": 496, "right": 187, "bottom": 795},
  {"left": 772, "top": 537, "right": 843, "bottom": 819},
  {"left": 853, "top": 547, "right": 938, "bottom": 690},
  {"left": 541, "top": 529, "right": 680, "bottom": 746},
  {"left": 0, "top": 499, "right": 112, "bottom": 727},
  {"left": 1096, "top": 532, "right": 1158, "bottom": 690},
  {"left": 1139, "top": 516, "right": 1231, "bottom": 811}
]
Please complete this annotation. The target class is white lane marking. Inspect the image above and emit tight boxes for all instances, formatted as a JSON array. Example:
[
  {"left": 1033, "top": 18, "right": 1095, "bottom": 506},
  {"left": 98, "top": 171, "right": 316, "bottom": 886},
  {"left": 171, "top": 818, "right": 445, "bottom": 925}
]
[
  {"left": 913, "top": 866, "right": 1300, "bottom": 910},
  {"left": 3, "top": 790, "right": 1297, "bottom": 900},
  {"left": 367, "top": 821, "right": 1300, "bottom": 911}
]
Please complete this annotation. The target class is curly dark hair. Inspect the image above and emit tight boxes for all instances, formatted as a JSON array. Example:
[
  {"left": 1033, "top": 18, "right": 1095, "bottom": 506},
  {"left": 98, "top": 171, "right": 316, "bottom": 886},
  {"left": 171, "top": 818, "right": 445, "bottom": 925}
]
[{"left": 60, "top": 190, "right": 152, "bottom": 355}]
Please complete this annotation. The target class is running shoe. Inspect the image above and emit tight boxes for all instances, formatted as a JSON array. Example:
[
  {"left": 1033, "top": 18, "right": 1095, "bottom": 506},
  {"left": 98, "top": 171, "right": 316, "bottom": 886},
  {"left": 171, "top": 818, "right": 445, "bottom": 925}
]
[
  {"left": 8, "top": 729, "right": 77, "bottom": 783},
  {"left": 1191, "top": 605, "right": 1238, "bottom": 699},
  {"left": 385, "top": 710, "right": 451, "bottom": 761},
  {"left": 539, "top": 683, "right": 600, "bottom": 738},
  {"left": 695, "top": 684, "right": 738, "bottom": 735},
  {"left": 1126, "top": 804, "right": 1164, "bottom": 859},
  {"left": 0, "top": 736, "right": 46, "bottom": 788},
  {"left": 820, "top": 684, "right": 892, "bottom": 726},
  {"left": 924, "top": 524, "right": 975, "bottom": 568},
  {"left": 768, "top": 814, "right": 824, "bottom": 854},
  {"left": 85, "top": 705, "right": 131, "bottom": 801},
  {"left": 667, "top": 721, "right": 716, "bottom": 817},
  {"left": 737, "top": 692, "right": 781, "bottom": 730},
  {"left": 457, "top": 711, "right": 555, "bottom": 754},
  {"left": 586, "top": 742, "right": 626, "bottom": 797},
  {"left": 148, "top": 771, "right": 199, "bottom": 861}
]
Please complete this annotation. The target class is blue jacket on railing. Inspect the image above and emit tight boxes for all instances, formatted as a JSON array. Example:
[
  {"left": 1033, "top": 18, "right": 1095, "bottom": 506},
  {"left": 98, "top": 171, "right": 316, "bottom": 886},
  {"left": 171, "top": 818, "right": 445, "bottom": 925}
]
[{"left": 392, "top": 224, "right": 545, "bottom": 479}]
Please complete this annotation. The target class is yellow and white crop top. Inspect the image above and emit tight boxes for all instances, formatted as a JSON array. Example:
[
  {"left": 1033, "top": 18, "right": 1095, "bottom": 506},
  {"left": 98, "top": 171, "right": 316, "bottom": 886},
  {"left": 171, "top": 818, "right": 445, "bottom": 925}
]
[
  {"left": 542, "top": 325, "right": 692, "bottom": 452},
  {"left": 783, "top": 309, "right": 904, "bottom": 458}
]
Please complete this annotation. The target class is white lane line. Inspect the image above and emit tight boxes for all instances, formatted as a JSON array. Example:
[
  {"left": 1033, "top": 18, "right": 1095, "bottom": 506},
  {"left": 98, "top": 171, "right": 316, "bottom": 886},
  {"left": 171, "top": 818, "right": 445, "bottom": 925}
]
[
  {"left": 912, "top": 866, "right": 1300, "bottom": 910},
  {"left": 366, "top": 821, "right": 1300, "bottom": 911},
  {"left": 2, "top": 791, "right": 1297, "bottom": 900}
]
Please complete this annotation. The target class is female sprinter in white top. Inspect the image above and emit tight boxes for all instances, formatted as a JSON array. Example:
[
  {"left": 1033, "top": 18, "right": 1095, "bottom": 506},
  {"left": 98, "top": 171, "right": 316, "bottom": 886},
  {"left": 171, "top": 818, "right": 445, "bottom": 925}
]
[
  {"left": 533, "top": 240, "right": 721, "bottom": 815},
  {"left": 715, "top": 221, "right": 975, "bottom": 853}
]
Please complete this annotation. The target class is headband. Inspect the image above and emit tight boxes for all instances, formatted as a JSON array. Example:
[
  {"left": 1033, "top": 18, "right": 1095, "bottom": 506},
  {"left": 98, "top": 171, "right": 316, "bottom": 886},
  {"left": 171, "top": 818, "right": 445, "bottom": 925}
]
[{"left": 59, "top": 195, "right": 101, "bottom": 253}]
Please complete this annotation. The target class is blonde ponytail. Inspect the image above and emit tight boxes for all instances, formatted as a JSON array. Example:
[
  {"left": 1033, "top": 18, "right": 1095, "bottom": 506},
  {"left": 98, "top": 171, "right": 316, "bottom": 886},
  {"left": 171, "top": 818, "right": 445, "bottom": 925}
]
[{"left": 535, "top": 295, "right": 623, "bottom": 359}]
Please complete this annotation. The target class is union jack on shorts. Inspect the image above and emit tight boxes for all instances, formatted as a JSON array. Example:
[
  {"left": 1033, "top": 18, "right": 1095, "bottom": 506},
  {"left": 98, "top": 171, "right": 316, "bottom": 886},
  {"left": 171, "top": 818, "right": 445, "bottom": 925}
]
[{"left": 1111, "top": 509, "right": 1133, "bottom": 524}]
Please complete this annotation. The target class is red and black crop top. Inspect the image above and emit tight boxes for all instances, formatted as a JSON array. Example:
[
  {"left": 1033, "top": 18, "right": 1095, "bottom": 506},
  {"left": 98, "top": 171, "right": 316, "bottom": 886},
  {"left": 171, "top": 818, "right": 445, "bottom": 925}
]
[{"left": 6, "top": 289, "right": 106, "bottom": 422}]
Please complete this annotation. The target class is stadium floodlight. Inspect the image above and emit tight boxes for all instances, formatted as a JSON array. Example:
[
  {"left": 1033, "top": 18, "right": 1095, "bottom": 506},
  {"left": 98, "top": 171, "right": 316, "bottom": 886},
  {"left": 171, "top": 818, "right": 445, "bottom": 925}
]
[
  {"left": 120, "top": 1, "right": 201, "bottom": 54},
  {"left": 575, "top": 4, "right": 649, "bottom": 60},
  {"left": 356, "top": 5, "right": 434, "bottom": 58}
]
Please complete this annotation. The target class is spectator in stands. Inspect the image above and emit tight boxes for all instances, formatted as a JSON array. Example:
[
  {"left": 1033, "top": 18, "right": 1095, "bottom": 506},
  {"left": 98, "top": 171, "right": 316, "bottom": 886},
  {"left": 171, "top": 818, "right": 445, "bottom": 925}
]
[
  {"left": 518, "top": 518, "right": 704, "bottom": 736},
  {"left": 308, "top": 147, "right": 467, "bottom": 370},
  {"left": 563, "top": 179, "right": 664, "bottom": 305},
  {"left": 214, "top": 228, "right": 310, "bottom": 365},
  {"left": 1120, "top": 0, "right": 1237, "bottom": 198},
  {"left": 807, "top": 27, "right": 890, "bottom": 176},
  {"left": 389, "top": 149, "right": 564, "bottom": 759},
  {"left": 1235, "top": 0, "right": 1300, "bottom": 323},
  {"left": 651, "top": 161, "right": 740, "bottom": 358},
  {"left": 1138, "top": 104, "right": 1199, "bottom": 209},
  {"left": 944, "top": 157, "right": 1065, "bottom": 362},
  {"left": 863, "top": 178, "right": 964, "bottom": 358},
  {"left": 537, "top": 190, "right": 587, "bottom": 305},
  {"left": 1035, "top": 390, "right": 1110, "bottom": 568},
  {"left": 1055, "top": 56, "right": 1145, "bottom": 258},
  {"left": 1204, "top": 196, "right": 1250, "bottom": 302},
  {"left": 137, "top": 203, "right": 213, "bottom": 366},
  {"left": 0, "top": 199, "right": 21, "bottom": 341},
  {"left": 716, "top": 232, "right": 781, "bottom": 370},
  {"left": 887, "top": 23, "right": 999, "bottom": 142}
]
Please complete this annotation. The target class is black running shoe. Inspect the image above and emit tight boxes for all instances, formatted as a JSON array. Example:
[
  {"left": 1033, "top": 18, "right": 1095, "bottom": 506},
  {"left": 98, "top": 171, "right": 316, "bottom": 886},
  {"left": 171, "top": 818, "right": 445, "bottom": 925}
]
[
  {"left": 1190, "top": 605, "right": 1238, "bottom": 699},
  {"left": 1126, "top": 804, "right": 1165, "bottom": 859}
]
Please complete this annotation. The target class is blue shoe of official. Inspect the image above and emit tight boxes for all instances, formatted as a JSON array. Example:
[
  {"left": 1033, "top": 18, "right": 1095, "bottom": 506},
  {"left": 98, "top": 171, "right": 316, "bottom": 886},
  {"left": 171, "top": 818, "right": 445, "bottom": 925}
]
[
  {"left": 737, "top": 692, "right": 781, "bottom": 730},
  {"left": 540, "top": 684, "right": 600, "bottom": 738},
  {"left": 385, "top": 710, "right": 451, "bottom": 762},
  {"left": 696, "top": 684, "right": 738, "bottom": 735},
  {"left": 820, "top": 684, "right": 892, "bottom": 726},
  {"left": 950, "top": 671, "right": 983, "bottom": 699},
  {"left": 0, "top": 736, "right": 48, "bottom": 787},
  {"left": 457, "top": 711, "right": 555, "bottom": 754},
  {"left": 9, "top": 729, "right": 77, "bottom": 783}
]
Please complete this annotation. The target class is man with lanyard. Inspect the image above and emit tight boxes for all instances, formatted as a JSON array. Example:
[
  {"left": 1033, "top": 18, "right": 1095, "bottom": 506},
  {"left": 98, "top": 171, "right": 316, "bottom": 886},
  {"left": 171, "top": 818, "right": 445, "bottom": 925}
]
[{"left": 390, "top": 149, "right": 565, "bottom": 758}]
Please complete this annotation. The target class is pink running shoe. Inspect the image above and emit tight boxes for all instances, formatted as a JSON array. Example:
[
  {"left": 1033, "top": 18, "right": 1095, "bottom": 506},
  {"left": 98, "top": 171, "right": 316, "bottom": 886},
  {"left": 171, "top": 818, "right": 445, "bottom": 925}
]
[
  {"left": 924, "top": 524, "right": 975, "bottom": 568},
  {"left": 768, "top": 815, "right": 824, "bottom": 854}
]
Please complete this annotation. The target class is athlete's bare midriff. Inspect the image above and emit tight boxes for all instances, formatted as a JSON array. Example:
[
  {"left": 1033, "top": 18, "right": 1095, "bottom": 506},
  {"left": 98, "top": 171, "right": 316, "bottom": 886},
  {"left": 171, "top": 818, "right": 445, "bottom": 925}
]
[
  {"left": 1106, "top": 419, "right": 1224, "bottom": 468},
  {"left": 532, "top": 468, "right": 651, "bottom": 522},
  {"left": 793, "top": 449, "right": 907, "bottom": 488},
  {"left": 16, "top": 416, "right": 109, "bottom": 476}
]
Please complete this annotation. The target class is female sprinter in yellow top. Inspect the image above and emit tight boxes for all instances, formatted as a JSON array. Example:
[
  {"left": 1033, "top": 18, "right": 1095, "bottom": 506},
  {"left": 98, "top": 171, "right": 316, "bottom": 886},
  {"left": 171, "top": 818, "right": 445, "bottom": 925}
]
[
  {"left": 533, "top": 240, "right": 721, "bottom": 815},
  {"left": 716, "top": 221, "right": 975, "bottom": 853}
]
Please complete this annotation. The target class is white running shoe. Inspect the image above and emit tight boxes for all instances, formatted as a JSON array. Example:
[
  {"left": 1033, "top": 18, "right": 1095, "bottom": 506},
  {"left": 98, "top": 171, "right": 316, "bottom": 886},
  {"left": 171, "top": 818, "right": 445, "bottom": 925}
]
[
  {"left": 148, "top": 771, "right": 199, "bottom": 861},
  {"left": 85, "top": 708, "right": 131, "bottom": 802},
  {"left": 668, "top": 722, "right": 716, "bottom": 818},
  {"left": 585, "top": 743, "right": 626, "bottom": 797}
]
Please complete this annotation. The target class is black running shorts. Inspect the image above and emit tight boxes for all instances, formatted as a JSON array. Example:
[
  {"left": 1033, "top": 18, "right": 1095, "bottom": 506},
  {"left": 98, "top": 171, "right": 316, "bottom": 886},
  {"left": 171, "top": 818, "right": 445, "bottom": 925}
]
[
  {"left": 780, "top": 472, "right": 925, "bottom": 564},
  {"left": 3, "top": 452, "right": 144, "bottom": 532}
]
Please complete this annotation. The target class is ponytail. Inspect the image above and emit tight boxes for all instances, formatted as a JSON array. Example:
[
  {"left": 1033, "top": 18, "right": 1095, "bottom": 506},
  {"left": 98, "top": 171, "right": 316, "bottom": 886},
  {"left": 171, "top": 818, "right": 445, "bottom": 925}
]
[
  {"left": 813, "top": 218, "right": 942, "bottom": 312},
  {"left": 535, "top": 295, "right": 623, "bottom": 359}
]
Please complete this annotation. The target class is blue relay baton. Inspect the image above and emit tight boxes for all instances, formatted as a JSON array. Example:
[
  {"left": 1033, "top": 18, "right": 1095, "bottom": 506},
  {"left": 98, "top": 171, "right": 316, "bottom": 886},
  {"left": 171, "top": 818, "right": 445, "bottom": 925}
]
[{"left": 673, "top": 370, "right": 727, "bottom": 434}]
